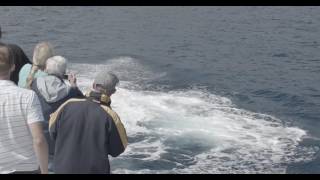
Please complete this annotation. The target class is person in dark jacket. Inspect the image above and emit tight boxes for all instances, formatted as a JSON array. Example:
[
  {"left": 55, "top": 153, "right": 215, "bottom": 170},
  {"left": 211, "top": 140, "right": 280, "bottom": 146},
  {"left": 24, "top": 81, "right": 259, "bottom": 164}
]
[
  {"left": 49, "top": 71, "right": 128, "bottom": 174},
  {"left": 31, "top": 55, "right": 84, "bottom": 170},
  {"left": 0, "top": 25, "right": 31, "bottom": 84}
]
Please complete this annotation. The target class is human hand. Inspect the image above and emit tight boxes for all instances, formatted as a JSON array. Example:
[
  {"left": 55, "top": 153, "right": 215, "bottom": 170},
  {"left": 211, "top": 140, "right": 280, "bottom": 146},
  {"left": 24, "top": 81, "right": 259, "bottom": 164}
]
[{"left": 68, "top": 73, "right": 77, "bottom": 87}]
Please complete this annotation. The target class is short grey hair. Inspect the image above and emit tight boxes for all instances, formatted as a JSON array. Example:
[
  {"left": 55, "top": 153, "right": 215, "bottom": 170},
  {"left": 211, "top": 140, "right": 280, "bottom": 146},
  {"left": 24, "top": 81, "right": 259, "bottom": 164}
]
[{"left": 45, "top": 56, "right": 67, "bottom": 77}]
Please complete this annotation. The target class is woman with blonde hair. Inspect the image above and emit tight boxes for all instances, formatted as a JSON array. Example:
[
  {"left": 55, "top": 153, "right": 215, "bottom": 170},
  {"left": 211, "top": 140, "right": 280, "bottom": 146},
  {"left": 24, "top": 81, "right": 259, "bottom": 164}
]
[{"left": 18, "top": 42, "right": 54, "bottom": 88}]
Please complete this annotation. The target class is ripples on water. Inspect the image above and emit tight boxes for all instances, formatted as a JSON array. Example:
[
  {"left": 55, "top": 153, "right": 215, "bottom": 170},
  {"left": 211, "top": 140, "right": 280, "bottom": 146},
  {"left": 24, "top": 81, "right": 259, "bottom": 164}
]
[
  {"left": 0, "top": 6, "right": 319, "bottom": 173},
  {"left": 71, "top": 57, "right": 318, "bottom": 174}
]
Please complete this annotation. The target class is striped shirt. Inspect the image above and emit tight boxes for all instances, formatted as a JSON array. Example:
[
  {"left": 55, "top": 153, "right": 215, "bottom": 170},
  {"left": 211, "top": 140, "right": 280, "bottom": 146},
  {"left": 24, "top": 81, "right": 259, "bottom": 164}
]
[{"left": 0, "top": 80, "right": 44, "bottom": 174}]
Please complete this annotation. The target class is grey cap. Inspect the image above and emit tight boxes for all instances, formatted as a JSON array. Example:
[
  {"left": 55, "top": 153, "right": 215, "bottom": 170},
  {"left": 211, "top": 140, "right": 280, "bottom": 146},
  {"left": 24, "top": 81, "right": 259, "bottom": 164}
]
[{"left": 94, "top": 71, "right": 119, "bottom": 92}]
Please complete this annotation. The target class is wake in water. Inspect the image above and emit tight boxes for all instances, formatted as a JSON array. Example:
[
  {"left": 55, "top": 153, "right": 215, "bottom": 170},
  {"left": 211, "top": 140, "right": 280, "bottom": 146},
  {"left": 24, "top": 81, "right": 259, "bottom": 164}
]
[{"left": 69, "top": 56, "right": 318, "bottom": 174}]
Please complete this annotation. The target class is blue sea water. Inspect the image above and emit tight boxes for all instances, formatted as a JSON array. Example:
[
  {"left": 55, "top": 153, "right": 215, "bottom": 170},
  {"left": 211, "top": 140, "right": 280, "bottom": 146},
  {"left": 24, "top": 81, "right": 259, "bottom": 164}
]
[{"left": 0, "top": 6, "right": 319, "bottom": 173}]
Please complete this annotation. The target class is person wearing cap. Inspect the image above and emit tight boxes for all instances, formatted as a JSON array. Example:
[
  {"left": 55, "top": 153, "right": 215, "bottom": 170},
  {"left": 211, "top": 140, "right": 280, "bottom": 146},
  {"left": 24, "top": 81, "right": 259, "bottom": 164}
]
[
  {"left": 30, "top": 55, "right": 84, "bottom": 171},
  {"left": 0, "top": 25, "right": 32, "bottom": 85},
  {"left": 18, "top": 42, "right": 54, "bottom": 88},
  {"left": 48, "top": 71, "right": 128, "bottom": 174},
  {"left": 0, "top": 44, "right": 48, "bottom": 174}
]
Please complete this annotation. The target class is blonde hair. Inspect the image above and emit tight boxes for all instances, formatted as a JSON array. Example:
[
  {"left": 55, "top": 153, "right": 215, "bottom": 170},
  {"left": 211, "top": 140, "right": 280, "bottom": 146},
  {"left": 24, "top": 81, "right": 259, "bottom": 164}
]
[{"left": 26, "top": 42, "right": 54, "bottom": 88}]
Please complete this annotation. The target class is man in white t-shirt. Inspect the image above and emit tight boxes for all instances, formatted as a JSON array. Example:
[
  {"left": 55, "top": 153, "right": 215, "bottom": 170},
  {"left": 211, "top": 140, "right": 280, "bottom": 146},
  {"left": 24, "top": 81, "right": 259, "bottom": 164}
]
[{"left": 0, "top": 44, "right": 48, "bottom": 174}]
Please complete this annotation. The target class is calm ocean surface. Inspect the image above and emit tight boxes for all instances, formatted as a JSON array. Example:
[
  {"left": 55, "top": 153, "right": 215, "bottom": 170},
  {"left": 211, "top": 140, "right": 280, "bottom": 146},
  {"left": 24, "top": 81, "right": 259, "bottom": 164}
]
[{"left": 0, "top": 6, "right": 319, "bottom": 173}]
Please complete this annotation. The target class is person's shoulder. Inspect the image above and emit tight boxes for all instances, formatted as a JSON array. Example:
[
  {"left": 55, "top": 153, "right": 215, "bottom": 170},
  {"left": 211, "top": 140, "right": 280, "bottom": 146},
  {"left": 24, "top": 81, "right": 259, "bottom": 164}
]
[
  {"left": 6, "top": 43, "right": 23, "bottom": 50},
  {"left": 20, "top": 63, "right": 32, "bottom": 71},
  {"left": 18, "top": 64, "right": 32, "bottom": 87},
  {"left": 52, "top": 98, "right": 89, "bottom": 117},
  {"left": 60, "top": 98, "right": 89, "bottom": 108},
  {"left": 15, "top": 86, "right": 36, "bottom": 96},
  {"left": 18, "top": 63, "right": 32, "bottom": 78},
  {"left": 11, "top": 85, "right": 37, "bottom": 101},
  {"left": 63, "top": 98, "right": 106, "bottom": 114},
  {"left": 101, "top": 104, "right": 121, "bottom": 121},
  {"left": 35, "top": 70, "right": 47, "bottom": 77},
  {"left": 69, "top": 86, "right": 85, "bottom": 97}
]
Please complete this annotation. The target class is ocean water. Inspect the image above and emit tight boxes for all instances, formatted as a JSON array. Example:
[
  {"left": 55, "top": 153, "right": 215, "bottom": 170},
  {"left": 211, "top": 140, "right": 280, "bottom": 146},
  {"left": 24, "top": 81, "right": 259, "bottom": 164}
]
[{"left": 0, "top": 6, "right": 319, "bottom": 174}]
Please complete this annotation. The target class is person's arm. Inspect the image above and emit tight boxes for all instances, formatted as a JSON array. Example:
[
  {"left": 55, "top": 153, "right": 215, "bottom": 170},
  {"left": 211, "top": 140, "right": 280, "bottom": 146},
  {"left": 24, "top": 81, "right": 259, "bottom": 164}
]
[
  {"left": 67, "top": 73, "right": 84, "bottom": 98},
  {"left": 27, "top": 92, "right": 48, "bottom": 174},
  {"left": 49, "top": 108, "right": 62, "bottom": 142},
  {"left": 28, "top": 122, "right": 49, "bottom": 174},
  {"left": 68, "top": 73, "right": 77, "bottom": 88},
  {"left": 69, "top": 86, "right": 84, "bottom": 98},
  {"left": 106, "top": 110, "right": 128, "bottom": 157}
]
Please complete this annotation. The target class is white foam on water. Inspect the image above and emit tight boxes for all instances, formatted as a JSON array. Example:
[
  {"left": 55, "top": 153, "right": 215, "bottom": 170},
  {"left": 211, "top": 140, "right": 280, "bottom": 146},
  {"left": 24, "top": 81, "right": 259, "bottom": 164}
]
[
  {"left": 111, "top": 88, "right": 316, "bottom": 174},
  {"left": 69, "top": 56, "right": 317, "bottom": 174},
  {"left": 68, "top": 56, "right": 166, "bottom": 87}
]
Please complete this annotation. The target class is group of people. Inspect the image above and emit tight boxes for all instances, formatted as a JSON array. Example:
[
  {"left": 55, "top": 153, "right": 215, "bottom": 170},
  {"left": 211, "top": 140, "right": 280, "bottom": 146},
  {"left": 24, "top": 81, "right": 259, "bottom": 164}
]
[{"left": 0, "top": 26, "right": 128, "bottom": 174}]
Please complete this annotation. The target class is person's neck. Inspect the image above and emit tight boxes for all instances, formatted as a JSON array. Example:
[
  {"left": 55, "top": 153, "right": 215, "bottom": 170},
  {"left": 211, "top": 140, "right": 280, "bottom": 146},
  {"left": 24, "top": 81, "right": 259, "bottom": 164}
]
[
  {"left": 87, "top": 89, "right": 112, "bottom": 107},
  {"left": 90, "top": 89, "right": 111, "bottom": 97}
]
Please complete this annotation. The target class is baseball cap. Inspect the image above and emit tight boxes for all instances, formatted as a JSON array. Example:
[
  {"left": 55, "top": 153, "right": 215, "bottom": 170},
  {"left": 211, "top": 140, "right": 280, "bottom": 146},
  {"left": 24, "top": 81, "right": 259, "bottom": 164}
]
[{"left": 93, "top": 71, "right": 119, "bottom": 92}]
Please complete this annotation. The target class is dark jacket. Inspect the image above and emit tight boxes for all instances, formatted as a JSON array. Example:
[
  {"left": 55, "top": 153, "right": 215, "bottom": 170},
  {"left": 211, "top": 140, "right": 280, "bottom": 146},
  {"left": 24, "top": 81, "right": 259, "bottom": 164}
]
[
  {"left": 48, "top": 92, "right": 128, "bottom": 174},
  {"left": 31, "top": 75, "right": 84, "bottom": 155}
]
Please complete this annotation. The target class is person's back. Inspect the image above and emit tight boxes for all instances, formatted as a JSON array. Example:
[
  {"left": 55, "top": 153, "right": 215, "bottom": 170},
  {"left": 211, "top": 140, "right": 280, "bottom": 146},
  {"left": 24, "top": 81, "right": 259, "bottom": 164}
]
[
  {"left": 50, "top": 99, "right": 124, "bottom": 173},
  {"left": 30, "top": 56, "right": 84, "bottom": 157},
  {"left": 49, "top": 72, "right": 127, "bottom": 174},
  {"left": 19, "top": 63, "right": 47, "bottom": 87},
  {"left": 0, "top": 81, "right": 42, "bottom": 173},
  {"left": 31, "top": 75, "right": 84, "bottom": 121},
  {"left": 0, "top": 45, "right": 48, "bottom": 174}
]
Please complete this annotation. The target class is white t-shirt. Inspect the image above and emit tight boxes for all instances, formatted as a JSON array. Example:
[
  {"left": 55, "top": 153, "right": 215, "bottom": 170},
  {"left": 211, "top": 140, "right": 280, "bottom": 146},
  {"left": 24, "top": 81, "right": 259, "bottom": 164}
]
[{"left": 0, "top": 80, "right": 44, "bottom": 174}]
